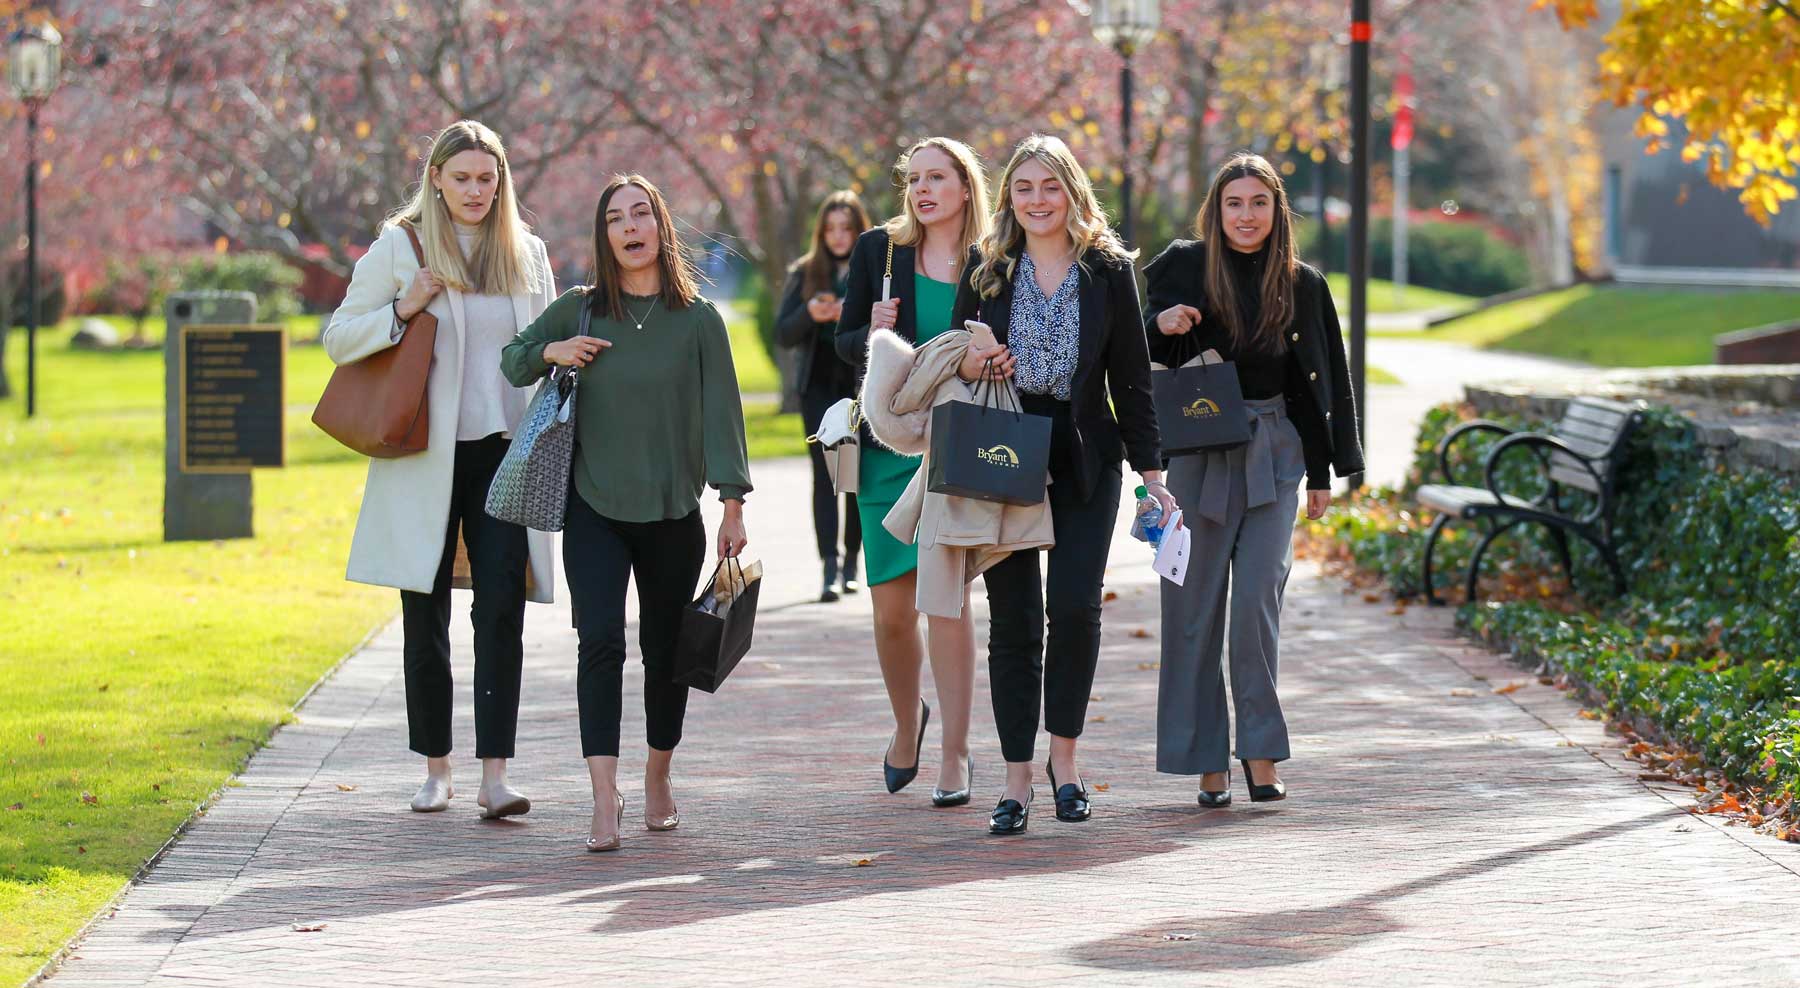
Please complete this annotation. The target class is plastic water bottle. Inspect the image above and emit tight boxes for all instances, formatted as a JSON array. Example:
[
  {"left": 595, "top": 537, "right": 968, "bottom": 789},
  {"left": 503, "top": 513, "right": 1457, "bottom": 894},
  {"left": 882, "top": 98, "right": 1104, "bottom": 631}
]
[{"left": 1133, "top": 485, "right": 1165, "bottom": 551}]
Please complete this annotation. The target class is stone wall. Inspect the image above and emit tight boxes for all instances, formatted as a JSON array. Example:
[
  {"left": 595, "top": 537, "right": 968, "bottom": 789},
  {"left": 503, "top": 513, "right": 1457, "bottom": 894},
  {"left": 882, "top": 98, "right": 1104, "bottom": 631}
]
[{"left": 1465, "top": 365, "right": 1800, "bottom": 478}]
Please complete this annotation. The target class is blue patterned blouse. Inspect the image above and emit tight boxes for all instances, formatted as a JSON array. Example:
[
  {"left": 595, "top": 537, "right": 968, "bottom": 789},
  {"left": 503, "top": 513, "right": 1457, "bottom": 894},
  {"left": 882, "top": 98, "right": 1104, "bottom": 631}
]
[{"left": 1008, "top": 251, "right": 1081, "bottom": 400}]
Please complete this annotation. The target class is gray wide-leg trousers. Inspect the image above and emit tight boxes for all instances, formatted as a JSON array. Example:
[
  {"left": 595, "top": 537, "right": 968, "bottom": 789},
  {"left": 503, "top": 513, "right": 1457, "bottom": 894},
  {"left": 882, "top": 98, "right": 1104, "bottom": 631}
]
[{"left": 1156, "top": 397, "right": 1307, "bottom": 775}]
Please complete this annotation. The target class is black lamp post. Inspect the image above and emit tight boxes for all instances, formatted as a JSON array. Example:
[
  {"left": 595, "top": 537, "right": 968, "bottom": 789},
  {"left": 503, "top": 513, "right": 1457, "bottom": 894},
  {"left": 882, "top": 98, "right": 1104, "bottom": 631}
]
[
  {"left": 1090, "top": 0, "right": 1160, "bottom": 247},
  {"left": 8, "top": 18, "right": 62, "bottom": 419},
  {"left": 1347, "top": 0, "right": 1371, "bottom": 488}
]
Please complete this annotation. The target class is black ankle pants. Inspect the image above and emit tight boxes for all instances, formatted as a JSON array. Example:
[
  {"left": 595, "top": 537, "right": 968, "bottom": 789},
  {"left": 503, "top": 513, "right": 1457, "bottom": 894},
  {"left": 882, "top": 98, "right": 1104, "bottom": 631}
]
[
  {"left": 563, "top": 494, "right": 707, "bottom": 758},
  {"left": 400, "top": 434, "right": 529, "bottom": 759}
]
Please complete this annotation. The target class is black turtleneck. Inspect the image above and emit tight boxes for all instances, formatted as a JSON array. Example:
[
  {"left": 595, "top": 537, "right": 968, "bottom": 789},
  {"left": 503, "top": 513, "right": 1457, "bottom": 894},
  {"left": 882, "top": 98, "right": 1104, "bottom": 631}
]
[{"left": 1218, "top": 245, "right": 1293, "bottom": 401}]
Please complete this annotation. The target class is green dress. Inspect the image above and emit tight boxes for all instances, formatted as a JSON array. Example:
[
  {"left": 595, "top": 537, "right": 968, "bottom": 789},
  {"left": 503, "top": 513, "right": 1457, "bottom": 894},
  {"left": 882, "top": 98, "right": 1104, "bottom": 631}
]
[{"left": 858, "top": 273, "right": 959, "bottom": 586}]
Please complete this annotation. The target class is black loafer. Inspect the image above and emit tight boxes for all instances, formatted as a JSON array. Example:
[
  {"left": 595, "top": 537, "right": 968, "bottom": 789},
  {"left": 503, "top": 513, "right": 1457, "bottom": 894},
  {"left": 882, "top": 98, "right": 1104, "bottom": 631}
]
[
  {"left": 1241, "top": 759, "right": 1287, "bottom": 802},
  {"left": 988, "top": 794, "right": 1031, "bottom": 835},
  {"left": 1045, "top": 760, "right": 1091, "bottom": 823},
  {"left": 882, "top": 700, "right": 931, "bottom": 794}
]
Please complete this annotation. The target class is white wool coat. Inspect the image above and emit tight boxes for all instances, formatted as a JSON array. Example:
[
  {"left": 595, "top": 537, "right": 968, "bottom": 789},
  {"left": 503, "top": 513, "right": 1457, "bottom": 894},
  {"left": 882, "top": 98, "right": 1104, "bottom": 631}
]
[{"left": 321, "top": 223, "right": 557, "bottom": 602}]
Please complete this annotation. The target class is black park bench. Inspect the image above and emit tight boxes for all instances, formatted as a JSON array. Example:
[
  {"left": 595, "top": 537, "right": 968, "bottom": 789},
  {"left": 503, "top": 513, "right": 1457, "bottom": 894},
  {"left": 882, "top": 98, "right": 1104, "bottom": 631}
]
[{"left": 1415, "top": 396, "right": 1644, "bottom": 605}]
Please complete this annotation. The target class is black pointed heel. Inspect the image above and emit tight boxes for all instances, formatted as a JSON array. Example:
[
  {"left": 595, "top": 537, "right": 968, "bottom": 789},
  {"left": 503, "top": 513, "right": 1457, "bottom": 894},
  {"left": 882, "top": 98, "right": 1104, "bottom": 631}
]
[
  {"left": 882, "top": 699, "right": 931, "bottom": 794},
  {"left": 988, "top": 791, "right": 1031, "bottom": 835},
  {"left": 1197, "top": 769, "right": 1232, "bottom": 808},
  {"left": 1045, "top": 760, "right": 1091, "bottom": 823},
  {"left": 1241, "top": 759, "right": 1287, "bottom": 802},
  {"left": 932, "top": 754, "right": 974, "bottom": 807}
]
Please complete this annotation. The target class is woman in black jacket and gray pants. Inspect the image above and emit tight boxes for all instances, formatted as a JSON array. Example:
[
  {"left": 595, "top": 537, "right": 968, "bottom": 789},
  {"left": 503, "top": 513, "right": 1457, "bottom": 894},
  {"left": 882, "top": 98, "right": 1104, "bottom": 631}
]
[
  {"left": 777, "top": 190, "right": 870, "bottom": 602},
  {"left": 1144, "top": 152, "right": 1364, "bottom": 808},
  {"left": 952, "top": 135, "right": 1172, "bottom": 834}
]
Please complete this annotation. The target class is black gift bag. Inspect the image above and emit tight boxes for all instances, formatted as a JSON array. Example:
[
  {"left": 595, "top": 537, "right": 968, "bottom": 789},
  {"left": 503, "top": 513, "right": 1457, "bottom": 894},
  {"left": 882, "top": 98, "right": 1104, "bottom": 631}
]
[
  {"left": 1152, "top": 337, "right": 1251, "bottom": 456},
  {"left": 673, "top": 557, "right": 762, "bottom": 694},
  {"left": 926, "top": 365, "right": 1052, "bottom": 507}
]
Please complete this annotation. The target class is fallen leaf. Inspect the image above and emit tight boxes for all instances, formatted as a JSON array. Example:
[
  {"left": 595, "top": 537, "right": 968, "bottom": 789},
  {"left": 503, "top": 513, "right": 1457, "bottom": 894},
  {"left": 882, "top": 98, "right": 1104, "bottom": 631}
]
[
  {"left": 35, "top": 734, "right": 45, "bottom": 746},
  {"left": 850, "top": 857, "right": 876, "bottom": 867},
  {"left": 1102, "top": 591, "right": 1118, "bottom": 603},
  {"left": 334, "top": 784, "right": 357, "bottom": 792},
  {"left": 1136, "top": 662, "right": 1160, "bottom": 671},
  {"left": 1491, "top": 682, "right": 1525, "bottom": 695},
  {"left": 1128, "top": 628, "right": 1152, "bottom": 639},
  {"left": 80, "top": 792, "right": 98, "bottom": 805},
  {"left": 5, "top": 803, "right": 19, "bottom": 811},
  {"left": 1089, "top": 715, "right": 1107, "bottom": 723},
  {"left": 1092, "top": 783, "right": 1110, "bottom": 792},
  {"left": 1162, "top": 932, "right": 1197, "bottom": 941},
  {"left": 1537, "top": 676, "right": 1556, "bottom": 685},
  {"left": 77, "top": 846, "right": 86, "bottom": 854},
  {"left": 1089, "top": 694, "right": 1104, "bottom": 702},
  {"left": 1637, "top": 771, "right": 1675, "bottom": 782},
  {"left": 1362, "top": 593, "right": 1382, "bottom": 603},
  {"left": 1578, "top": 709, "right": 1601, "bottom": 720},
  {"left": 1449, "top": 688, "right": 1475, "bottom": 698},
  {"left": 290, "top": 922, "right": 328, "bottom": 933},
  {"left": 97, "top": 683, "right": 109, "bottom": 692}
]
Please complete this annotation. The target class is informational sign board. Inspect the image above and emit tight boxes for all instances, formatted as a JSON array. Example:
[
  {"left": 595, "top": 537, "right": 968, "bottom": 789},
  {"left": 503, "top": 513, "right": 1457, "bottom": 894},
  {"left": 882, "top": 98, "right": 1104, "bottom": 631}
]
[{"left": 177, "top": 325, "right": 286, "bottom": 472}]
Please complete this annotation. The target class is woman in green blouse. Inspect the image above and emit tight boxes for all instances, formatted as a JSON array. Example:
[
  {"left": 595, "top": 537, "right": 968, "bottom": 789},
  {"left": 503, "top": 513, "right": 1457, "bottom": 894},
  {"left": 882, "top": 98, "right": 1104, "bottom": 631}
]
[{"left": 501, "top": 175, "right": 751, "bottom": 853}]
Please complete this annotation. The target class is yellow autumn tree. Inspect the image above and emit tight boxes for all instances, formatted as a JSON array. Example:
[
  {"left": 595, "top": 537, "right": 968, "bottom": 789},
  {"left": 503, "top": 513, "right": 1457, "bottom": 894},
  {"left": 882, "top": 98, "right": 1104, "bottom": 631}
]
[{"left": 1542, "top": 0, "right": 1800, "bottom": 224}]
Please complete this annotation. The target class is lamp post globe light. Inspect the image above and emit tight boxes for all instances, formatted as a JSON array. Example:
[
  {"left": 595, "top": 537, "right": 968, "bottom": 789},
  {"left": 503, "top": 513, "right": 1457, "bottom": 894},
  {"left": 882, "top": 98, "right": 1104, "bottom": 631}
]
[
  {"left": 8, "top": 18, "right": 62, "bottom": 419},
  {"left": 1090, "top": 0, "right": 1159, "bottom": 246}
]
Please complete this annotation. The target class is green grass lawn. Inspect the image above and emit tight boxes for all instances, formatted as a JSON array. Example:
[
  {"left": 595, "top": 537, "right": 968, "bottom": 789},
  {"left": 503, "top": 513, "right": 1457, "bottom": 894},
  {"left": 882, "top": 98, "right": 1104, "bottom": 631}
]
[
  {"left": 1407, "top": 284, "right": 1800, "bottom": 366},
  {"left": 1324, "top": 275, "right": 1474, "bottom": 315},
  {"left": 0, "top": 307, "right": 798, "bottom": 985}
]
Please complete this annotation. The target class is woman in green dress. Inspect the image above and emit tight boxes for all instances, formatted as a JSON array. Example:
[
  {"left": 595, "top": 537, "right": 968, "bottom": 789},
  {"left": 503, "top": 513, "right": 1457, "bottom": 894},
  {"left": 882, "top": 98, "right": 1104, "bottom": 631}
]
[{"left": 835, "top": 137, "right": 992, "bottom": 807}]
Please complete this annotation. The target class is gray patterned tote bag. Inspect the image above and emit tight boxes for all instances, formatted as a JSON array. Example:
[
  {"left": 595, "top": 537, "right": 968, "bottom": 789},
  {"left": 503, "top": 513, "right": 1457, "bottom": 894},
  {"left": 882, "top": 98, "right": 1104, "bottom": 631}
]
[{"left": 484, "top": 302, "right": 589, "bottom": 531}]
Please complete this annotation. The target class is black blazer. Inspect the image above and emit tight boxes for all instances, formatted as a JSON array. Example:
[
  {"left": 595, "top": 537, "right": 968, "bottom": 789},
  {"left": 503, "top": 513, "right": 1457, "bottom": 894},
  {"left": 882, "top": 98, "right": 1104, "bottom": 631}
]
[
  {"left": 1141, "top": 238, "right": 1365, "bottom": 488},
  {"left": 834, "top": 227, "right": 920, "bottom": 374},
  {"left": 776, "top": 267, "right": 854, "bottom": 398},
  {"left": 950, "top": 245, "right": 1162, "bottom": 502}
]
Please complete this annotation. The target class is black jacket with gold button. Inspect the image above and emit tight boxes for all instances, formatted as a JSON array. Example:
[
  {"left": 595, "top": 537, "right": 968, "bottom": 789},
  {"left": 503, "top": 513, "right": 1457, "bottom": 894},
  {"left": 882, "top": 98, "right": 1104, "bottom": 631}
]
[{"left": 1141, "top": 238, "right": 1364, "bottom": 490}]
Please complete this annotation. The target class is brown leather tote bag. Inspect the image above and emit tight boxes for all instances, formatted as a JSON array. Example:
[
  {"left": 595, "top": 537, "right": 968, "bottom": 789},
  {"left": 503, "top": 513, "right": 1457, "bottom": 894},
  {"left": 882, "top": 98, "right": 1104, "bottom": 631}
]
[{"left": 311, "top": 223, "right": 437, "bottom": 457}]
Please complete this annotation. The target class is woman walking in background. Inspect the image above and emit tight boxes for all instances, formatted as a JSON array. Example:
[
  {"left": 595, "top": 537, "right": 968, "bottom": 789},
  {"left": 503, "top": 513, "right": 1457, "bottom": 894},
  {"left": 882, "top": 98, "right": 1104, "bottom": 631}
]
[
  {"left": 323, "top": 120, "right": 556, "bottom": 819},
  {"left": 835, "top": 138, "right": 991, "bottom": 807},
  {"left": 952, "top": 134, "right": 1170, "bottom": 834},
  {"left": 501, "top": 175, "right": 751, "bottom": 852},
  {"left": 778, "top": 190, "right": 869, "bottom": 602},
  {"left": 1143, "top": 152, "right": 1362, "bottom": 807}
]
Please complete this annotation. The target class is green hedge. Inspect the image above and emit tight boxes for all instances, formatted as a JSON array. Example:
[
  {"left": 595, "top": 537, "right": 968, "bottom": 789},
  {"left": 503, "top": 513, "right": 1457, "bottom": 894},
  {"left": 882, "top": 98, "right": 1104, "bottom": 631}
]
[
  {"left": 1307, "top": 402, "right": 1800, "bottom": 802},
  {"left": 1298, "top": 218, "right": 1531, "bottom": 298}
]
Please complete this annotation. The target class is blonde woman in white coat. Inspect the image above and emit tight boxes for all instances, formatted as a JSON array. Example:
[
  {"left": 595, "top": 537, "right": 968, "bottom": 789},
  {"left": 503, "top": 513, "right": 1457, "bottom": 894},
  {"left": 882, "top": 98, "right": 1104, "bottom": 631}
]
[{"left": 324, "top": 120, "right": 557, "bottom": 817}]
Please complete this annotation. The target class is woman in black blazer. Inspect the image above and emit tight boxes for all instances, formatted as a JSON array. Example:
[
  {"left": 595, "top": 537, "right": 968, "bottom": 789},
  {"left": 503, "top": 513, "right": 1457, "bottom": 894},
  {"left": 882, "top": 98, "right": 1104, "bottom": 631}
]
[
  {"left": 950, "top": 134, "right": 1171, "bottom": 834},
  {"left": 777, "top": 190, "right": 870, "bottom": 603},
  {"left": 1144, "top": 152, "right": 1363, "bottom": 809},
  {"left": 834, "top": 137, "right": 993, "bottom": 808}
]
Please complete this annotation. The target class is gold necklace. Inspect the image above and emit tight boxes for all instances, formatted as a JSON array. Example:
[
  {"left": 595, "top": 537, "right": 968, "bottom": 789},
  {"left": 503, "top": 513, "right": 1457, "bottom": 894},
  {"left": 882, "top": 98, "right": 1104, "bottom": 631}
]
[{"left": 624, "top": 294, "right": 659, "bottom": 331}]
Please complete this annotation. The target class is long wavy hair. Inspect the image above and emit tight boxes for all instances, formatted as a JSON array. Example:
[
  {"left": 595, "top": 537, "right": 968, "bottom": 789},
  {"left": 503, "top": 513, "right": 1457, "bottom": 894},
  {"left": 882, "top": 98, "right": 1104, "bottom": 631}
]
[
  {"left": 882, "top": 137, "right": 991, "bottom": 274},
  {"left": 1193, "top": 152, "right": 1297, "bottom": 354},
  {"left": 971, "top": 134, "right": 1135, "bottom": 300},
  {"left": 587, "top": 174, "right": 702, "bottom": 321},
  {"left": 384, "top": 120, "right": 539, "bottom": 296},
  {"left": 794, "top": 190, "right": 871, "bottom": 298}
]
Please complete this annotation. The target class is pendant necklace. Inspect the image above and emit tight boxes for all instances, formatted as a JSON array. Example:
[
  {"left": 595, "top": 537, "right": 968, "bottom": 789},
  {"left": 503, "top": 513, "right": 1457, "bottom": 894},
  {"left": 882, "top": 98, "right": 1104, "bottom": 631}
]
[{"left": 624, "top": 294, "right": 659, "bottom": 331}]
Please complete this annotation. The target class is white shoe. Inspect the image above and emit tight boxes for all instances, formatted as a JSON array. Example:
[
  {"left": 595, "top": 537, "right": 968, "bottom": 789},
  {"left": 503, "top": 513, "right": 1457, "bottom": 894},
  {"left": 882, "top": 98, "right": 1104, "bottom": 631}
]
[
  {"left": 477, "top": 782, "right": 531, "bottom": 819},
  {"left": 410, "top": 776, "right": 453, "bottom": 813}
]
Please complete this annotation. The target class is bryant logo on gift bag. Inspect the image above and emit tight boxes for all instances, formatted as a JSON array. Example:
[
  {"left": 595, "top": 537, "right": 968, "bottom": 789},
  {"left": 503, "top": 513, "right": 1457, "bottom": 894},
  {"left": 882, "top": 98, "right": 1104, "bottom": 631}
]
[
  {"left": 976, "top": 444, "right": 1021, "bottom": 468},
  {"left": 1182, "top": 397, "right": 1223, "bottom": 419}
]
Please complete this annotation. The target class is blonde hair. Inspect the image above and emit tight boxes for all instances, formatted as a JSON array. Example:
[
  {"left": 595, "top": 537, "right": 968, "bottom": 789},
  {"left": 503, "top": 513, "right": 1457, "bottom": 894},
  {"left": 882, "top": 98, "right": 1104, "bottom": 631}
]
[
  {"left": 385, "top": 120, "right": 539, "bottom": 296},
  {"left": 972, "top": 134, "right": 1135, "bottom": 300},
  {"left": 883, "top": 137, "right": 992, "bottom": 273}
]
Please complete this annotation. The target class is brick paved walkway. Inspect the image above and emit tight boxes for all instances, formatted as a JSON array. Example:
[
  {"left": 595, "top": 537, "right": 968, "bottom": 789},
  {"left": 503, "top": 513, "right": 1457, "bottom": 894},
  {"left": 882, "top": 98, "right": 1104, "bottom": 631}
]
[{"left": 44, "top": 458, "right": 1800, "bottom": 987}]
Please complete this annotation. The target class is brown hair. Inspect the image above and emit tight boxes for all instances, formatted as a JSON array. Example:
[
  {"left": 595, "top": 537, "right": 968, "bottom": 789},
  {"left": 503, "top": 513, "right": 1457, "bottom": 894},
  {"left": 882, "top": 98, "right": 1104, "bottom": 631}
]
[
  {"left": 1193, "top": 153, "right": 1297, "bottom": 354},
  {"left": 588, "top": 174, "right": 701, "bottom": 321},
  {"left": 796, "top": 190, "right": 871, "bottom": 298},
  {"left": 972, "top": 134, "right": 1135, "bottom": 300}
]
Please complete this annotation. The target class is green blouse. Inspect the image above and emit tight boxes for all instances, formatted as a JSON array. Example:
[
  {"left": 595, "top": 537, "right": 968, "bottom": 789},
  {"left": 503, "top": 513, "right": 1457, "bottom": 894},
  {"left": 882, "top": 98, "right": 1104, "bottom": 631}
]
[{"left": 501, "top": 289, "right": 752, "bottom": 524}]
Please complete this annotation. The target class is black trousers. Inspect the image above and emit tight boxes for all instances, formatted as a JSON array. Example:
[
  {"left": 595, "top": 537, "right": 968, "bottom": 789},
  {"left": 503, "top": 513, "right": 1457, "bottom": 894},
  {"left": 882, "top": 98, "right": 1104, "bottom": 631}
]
[
  {"left": 563, "top": 494, "right": 706, "bottom": 758},
  {"left": 400, "top": 434, "right": 529, "bottom": 759},
  {"left": 801, "top": 387, "right": 862, "bottom": 572},
  {"left": 982, "top": 396, "right": 1123, "bottom": 763}
]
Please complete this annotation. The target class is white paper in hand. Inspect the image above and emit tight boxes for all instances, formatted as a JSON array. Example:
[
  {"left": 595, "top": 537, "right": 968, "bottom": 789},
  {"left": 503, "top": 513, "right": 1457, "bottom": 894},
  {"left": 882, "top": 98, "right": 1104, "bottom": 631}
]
[{"left": 1152, "top": 511, "right": 1191, "bottom": 586}]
